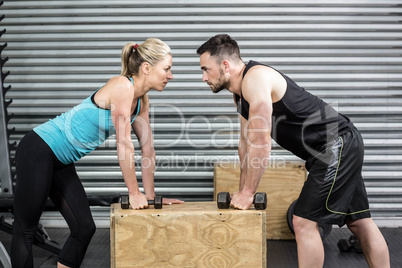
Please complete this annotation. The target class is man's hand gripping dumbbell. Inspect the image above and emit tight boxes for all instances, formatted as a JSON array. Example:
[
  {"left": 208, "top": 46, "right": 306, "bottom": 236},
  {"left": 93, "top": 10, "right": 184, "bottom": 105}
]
[{"left": 217, "top": 192, "right": 267, "bottom": 210}]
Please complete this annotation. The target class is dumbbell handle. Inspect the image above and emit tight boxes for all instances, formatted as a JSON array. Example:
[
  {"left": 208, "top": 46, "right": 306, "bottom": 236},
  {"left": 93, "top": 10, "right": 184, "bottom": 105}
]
[{"left": 228, "top": 193, "right": 266, "bottom": 203}]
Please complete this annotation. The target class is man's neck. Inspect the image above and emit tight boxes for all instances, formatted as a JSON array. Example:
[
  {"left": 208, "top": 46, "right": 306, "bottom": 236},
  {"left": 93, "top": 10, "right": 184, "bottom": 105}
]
[{"left": 228, "top": 62, "right": 247, "bottom": 96}]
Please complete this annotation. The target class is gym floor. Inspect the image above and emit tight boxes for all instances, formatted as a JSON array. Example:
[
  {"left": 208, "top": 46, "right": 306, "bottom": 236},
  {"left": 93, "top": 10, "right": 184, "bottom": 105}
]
[{"left": 0, "top": 226, "right": 401, "bottom": 267}]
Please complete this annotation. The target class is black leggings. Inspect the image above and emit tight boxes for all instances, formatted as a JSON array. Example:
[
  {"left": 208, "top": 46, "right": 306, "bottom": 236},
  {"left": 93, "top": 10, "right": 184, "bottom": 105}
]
[{"left": 11, "top": 131, "right": 96, "bottom": 268}]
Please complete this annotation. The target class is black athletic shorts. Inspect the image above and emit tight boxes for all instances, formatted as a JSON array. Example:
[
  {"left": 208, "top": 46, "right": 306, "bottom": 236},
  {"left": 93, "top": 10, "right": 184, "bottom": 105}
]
[{"left": 293, "top": 126, "right": 371, "bottom": 226}]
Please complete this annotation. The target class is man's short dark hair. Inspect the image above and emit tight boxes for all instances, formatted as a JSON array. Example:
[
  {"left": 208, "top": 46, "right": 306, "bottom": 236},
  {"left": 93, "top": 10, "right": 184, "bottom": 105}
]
[{"left": 196, "top": 34, "right": 241, "bottom": 62}]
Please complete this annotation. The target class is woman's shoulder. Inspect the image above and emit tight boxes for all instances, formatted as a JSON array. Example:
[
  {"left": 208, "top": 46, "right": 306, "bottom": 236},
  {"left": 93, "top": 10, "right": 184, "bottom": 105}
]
[
  {"left": 100, "top": 76, "right": 134, "bottom": 102},
  {"left": 107, "top": 75, "right": 133, "bottom": 86},
  {"left": 105, "top": 76, "right": 134, "bottom": 92}
]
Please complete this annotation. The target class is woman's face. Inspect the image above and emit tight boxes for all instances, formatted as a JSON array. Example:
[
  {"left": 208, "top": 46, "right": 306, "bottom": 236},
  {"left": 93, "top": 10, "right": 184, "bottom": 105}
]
[{"left": 148, "top": 55, "right": 173, "bottom": 91}]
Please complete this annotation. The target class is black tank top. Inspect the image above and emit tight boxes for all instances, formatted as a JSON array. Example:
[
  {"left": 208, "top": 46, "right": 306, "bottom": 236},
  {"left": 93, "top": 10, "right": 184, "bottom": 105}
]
[{"left": 236, "top": 60, "right": 352, "bottom": 160}]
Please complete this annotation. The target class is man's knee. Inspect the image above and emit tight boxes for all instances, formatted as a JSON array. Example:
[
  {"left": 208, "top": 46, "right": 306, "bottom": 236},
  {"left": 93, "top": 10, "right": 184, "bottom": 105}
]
[
  {"left": 346, "top": 218, "right": 380, "bottom": 240},
  {"left": 292, "top": 215, "right": 318, "bottom": 235},
  {"left": 346, "top": 218, "right": 372, "bottom": 231}
]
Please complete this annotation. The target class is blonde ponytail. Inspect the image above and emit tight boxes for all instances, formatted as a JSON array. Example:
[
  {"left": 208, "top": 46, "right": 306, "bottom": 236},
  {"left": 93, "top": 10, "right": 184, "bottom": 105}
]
[{"left": 120, "top": 38, "right": 171, "bottom": 76}]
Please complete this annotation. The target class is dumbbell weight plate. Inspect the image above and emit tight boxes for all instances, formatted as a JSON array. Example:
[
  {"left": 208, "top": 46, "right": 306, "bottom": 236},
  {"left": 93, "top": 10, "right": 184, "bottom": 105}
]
[
  {"left": 337, "top": 238, "right": 353, "bottom": 252},
  {"left": 121, "top": 195, "right": 129, "bottom": 209},
  {"left": 154, "top": 195, "right": 163, "bottom": 209},
  {"left": 217, "top": 192, "right": 231, "bottom": 209},
  {"left": 287, "top": 199, "right": 332, "bottom": 240},
  {"left": 254, "top": 192, "right": 268, "bottom": 210}
]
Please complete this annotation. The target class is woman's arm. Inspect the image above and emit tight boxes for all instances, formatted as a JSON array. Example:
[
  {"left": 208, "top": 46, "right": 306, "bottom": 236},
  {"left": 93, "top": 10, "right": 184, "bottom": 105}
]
[
  {"left": 109, "top": 77, "right": 148, "bottom": 209},
  {"left": 131, "top": 94, "right": 156, "bottom": 199},
  {"left": 132, "top": 94, "right": 184, "bottom": 205}
]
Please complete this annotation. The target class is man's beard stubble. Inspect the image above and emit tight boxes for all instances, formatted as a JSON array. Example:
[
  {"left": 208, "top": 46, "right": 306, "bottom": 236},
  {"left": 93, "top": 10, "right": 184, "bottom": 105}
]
[{"left": 210, "top": 69, "right": 230, "bottom": 93}]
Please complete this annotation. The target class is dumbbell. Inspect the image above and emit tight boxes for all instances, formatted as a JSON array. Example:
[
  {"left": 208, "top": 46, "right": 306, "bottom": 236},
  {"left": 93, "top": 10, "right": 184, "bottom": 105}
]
[
  {"left": 217, "top": 192, "right": 267, "bottom": 210},
  {"left": 337, "top": 235, "right": 363, "bottom": 253},
  {"left": 120, "top": 195, "right": 163, "bottom": 209}
]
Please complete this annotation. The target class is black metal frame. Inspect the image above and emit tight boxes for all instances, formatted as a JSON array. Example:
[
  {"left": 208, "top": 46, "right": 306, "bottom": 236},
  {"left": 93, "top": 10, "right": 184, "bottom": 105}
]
[
  {"left": 0, "top": 3, "right": 14, "bottom": 198},
  {"left": 0, "top": 3, "right": 13, "bottom": 265}
]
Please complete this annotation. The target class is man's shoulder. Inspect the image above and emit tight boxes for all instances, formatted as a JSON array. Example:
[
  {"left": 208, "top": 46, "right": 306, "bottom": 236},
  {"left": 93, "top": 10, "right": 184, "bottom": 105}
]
[{"left": 242, "top": 65, "right": 281, "bottom": 92}]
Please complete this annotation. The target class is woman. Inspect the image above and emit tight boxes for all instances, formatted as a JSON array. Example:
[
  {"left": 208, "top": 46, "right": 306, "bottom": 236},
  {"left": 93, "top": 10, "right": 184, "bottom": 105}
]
[{"left": 11, "top": 38, "right": 184, "bottom": 268}]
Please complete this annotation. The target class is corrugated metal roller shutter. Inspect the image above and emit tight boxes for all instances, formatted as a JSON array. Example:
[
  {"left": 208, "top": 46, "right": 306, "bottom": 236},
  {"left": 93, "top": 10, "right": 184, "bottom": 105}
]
[{"left": 2, "top": 0, "right": 401, "bottom": 224}]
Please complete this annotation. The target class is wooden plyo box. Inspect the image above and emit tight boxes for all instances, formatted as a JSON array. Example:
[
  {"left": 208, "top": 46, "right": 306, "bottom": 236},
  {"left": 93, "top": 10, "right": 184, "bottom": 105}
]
[
  {"left": 110, "top": 202, "right": 266, "bottom": 268},
  {"left": 214, "top": 161, "right": 306, "bottom": 240}
]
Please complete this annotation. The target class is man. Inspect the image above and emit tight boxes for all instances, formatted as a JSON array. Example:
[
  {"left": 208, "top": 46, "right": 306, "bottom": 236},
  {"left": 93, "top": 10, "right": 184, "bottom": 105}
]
[{"left": 196, "top": 34, "right": 389, "bottom": 268}]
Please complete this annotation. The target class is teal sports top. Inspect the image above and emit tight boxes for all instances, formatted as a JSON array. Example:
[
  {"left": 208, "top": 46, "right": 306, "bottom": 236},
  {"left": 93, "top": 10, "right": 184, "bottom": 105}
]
[{"left": 34, "top": 77, "right": 141, "bottom": 165}]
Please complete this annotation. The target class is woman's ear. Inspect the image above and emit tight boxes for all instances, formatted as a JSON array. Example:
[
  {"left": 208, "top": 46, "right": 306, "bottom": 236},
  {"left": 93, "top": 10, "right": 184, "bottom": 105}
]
[{"left": 141, "top": 62, "right": 150, "bottom": 75}]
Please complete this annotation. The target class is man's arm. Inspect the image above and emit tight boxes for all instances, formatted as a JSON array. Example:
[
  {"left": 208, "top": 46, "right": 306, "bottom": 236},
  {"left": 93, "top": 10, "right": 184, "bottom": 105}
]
[
  {"left": 233, "top": 93, "right": 249, "bottom": 191},
  {"left": 238, "top": 115, "right": 248, "bottom": 191},
  {"left": 231, "top": 68, "right": 273, "bottom": 210}
]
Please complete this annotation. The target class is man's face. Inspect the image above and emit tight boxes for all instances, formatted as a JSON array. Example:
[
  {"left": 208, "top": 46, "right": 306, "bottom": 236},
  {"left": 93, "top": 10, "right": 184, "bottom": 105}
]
[{"left": 199, "top": 52, "right": 229, "bottom": 93}]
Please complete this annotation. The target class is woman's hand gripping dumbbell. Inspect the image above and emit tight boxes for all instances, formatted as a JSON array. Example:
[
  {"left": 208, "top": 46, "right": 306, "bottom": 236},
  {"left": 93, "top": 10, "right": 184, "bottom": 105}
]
[
  {"left": 120, "top": 194, "right": 185, "bottom": 209},
  {"left": 121, "top": 195, "right": 163, "bottom": 209}
]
